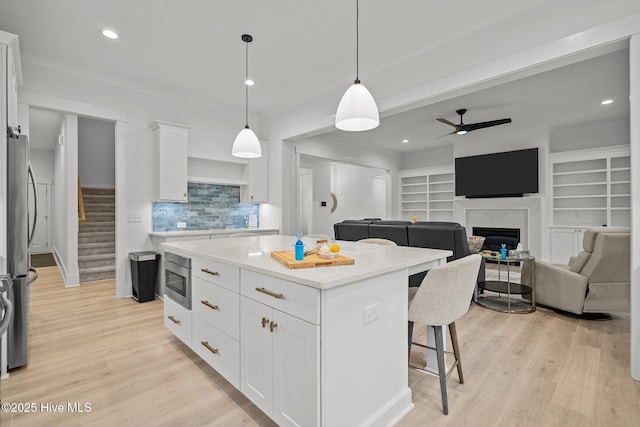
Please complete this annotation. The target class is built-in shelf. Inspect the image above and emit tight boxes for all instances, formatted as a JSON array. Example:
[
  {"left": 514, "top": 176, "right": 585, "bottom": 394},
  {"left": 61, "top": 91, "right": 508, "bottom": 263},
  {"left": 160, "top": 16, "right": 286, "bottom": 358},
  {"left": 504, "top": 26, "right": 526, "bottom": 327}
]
[
  {"left": 550, "top": 145, "right": 630, "bottom": 228},
  {"left": 187, "top": 176, "right": 248, "bottom": 186},
  {"left": 400, "top": 167, "right": 454, "bottom": 222}
]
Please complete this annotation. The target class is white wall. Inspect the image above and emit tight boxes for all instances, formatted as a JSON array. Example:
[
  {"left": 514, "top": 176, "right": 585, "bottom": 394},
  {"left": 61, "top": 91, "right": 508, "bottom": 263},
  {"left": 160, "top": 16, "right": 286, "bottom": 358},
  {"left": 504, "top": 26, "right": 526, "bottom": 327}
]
[
  {"left": 550, "top": 116, "right": 630, "bottom": 153},
  {"left": 299, "top": 156, "right": 332, "bottom": 237},
  {"left": 52, "top": 114, "right": 79, "bottom": 286},
  {"left": 30, "top": 149, "right": 54, "bottom": 183},
  {"left": 78, "top": 116, "right": 115, "bottom": 188},
  {"left": 400, "top": 144, "right": 454, "bottom": 170}
]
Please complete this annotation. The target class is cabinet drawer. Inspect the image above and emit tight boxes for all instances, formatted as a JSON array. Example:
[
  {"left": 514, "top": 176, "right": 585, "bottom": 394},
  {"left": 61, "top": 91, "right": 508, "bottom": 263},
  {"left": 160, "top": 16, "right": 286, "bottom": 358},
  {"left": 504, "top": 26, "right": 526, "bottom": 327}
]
[
  {"left": 192, "top": 314, "right": 240, "bottom": 389},
  {"left": 192, "top": 276, "right": 240, "bottom": 340},
  {"left": 163, "top": 296, "right": 191, "bottom": 346},
  {"left": 241, "top": 270, "right": 320, "bottom": 325},
  {"left": 193, "top": 256, "right": 240, "bottom": 292}
]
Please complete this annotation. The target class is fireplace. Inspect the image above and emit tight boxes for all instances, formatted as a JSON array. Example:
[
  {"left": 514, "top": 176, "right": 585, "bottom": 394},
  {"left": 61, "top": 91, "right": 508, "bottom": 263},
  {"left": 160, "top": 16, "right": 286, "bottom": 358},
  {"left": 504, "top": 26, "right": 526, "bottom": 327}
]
[{"left": 472, "top": 227, "right": 520, "bottom": 252}]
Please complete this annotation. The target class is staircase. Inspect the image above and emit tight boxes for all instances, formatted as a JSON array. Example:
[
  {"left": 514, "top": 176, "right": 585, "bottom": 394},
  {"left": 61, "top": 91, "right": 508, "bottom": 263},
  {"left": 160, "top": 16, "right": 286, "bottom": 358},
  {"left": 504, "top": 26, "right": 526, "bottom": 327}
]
[{"left": 78, "top": 188, "right": 115, "bottom": 283}]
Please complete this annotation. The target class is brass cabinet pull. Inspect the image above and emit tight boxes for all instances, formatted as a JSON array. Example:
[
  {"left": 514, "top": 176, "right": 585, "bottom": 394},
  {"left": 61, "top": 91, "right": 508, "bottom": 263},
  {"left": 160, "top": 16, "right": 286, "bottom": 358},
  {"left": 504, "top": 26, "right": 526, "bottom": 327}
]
[
  {"left": 201, "top": 300, "right": 219, "bottom": 311},
  {"left": 270, "top": 321, "right": 278, "bottom": 332},
  {"left": 201, "top": 341, "right": 219, "bottom": 355},
  {"left": 261, "top": 317, "right": 269, "bottom": 328},
  {"left": 256, "top": 287, "right": 283, "bottom": 299},
  {"left": 201, "top": 268, "right": 220, "bottom": 276},
  {"left": 168, "top": 315, "right": 180, "bottom": 325}
]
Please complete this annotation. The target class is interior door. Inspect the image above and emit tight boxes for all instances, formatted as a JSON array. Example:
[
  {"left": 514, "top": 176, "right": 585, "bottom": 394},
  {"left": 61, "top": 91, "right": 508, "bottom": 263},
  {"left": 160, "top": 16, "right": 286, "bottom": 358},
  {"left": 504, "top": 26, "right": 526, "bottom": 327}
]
[{"left": 28, "top": 182, "right": 48, "bottom": 254}]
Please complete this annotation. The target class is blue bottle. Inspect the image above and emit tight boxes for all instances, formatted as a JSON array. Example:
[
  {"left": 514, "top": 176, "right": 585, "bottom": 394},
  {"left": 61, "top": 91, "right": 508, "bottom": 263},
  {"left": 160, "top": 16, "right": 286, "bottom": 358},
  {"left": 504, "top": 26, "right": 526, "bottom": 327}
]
[
  {"left": 295, "top": 233, "right": 304, "bottom": 261},
  {"left": 500, "top": 244, "right": 507, "bottom": 260}
]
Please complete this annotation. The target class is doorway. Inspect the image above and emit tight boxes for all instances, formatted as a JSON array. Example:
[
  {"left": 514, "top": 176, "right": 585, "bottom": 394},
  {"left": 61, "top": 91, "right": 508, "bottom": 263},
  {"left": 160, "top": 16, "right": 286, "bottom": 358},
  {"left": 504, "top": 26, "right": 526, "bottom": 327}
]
[{"left": 28, "top": 182, "right": 49, "bottom": 254}]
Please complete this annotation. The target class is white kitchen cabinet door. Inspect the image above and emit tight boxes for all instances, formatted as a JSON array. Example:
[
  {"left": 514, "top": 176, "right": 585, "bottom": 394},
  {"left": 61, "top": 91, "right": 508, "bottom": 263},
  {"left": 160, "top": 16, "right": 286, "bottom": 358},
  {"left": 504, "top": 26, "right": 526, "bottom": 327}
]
[
  {"left": 272, "top": 310, "right": 319, "bottom": 427},
  {"left": 151, "top": 120, "right": 190, "bottom": 202},
  {"left": 240, "top": 296, "right": 273, "bottom": 416},
  {"left": 242, "top": 142, "right": 268, "bottom": 203}
]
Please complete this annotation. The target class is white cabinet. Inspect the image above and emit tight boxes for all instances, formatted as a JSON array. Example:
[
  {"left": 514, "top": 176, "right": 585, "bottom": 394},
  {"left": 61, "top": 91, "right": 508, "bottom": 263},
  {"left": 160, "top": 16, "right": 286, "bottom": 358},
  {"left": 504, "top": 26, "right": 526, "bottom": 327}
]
[
  {"left": 151, "top": 120, "right": 190, "bottom": 202},
  {"left": 241, "top": 141, "right": 268, "bottom": 203},
  {"left": 240, "top": 296, "right": 319, "bottom": 427},
  {"left": 550, "top": 146, "right": 631, "bottom": 228},
  {"left": 399, "top": 166, "right": 454, "bottom": 222},
  {"left": 163, "top": 296, "right": 191, "bottom": 346},
  {"left": 240, "top": 269, "right": 319, "bottom": 427},
  {"left": 549, "top": 227, "right": 585, "bottom": 265}
]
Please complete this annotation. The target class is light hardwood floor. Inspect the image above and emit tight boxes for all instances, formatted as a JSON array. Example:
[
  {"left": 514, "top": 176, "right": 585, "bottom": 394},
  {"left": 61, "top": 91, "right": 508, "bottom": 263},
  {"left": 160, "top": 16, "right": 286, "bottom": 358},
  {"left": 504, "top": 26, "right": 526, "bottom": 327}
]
[{"left": 1, "top": 266, "right": 639, "bottom": 426}]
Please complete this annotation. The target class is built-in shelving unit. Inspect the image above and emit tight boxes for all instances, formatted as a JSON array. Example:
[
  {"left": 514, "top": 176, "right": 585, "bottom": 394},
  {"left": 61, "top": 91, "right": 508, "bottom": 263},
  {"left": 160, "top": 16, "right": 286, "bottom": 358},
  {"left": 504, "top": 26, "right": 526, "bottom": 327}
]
[
  {"left": 399, "top": 166, "right": 454, "bottom": 222},
  {"left": 549, "top": 145, "right": 630, "bottom": 228}
]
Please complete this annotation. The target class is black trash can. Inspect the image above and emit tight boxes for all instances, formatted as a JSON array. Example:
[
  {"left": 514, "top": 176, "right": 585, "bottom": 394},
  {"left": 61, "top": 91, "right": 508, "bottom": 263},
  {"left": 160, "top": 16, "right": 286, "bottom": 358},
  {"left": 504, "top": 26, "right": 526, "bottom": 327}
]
[{"left": 129, "top": 251, "right": 160, "bottom": 303}]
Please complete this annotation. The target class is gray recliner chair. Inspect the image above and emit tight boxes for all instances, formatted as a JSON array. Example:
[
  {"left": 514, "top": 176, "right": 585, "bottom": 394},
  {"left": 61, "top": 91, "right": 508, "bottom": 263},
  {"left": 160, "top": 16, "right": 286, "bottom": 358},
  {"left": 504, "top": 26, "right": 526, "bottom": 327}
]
[{"left": 522, "top": 229, "right": 630, "bottom": 315}]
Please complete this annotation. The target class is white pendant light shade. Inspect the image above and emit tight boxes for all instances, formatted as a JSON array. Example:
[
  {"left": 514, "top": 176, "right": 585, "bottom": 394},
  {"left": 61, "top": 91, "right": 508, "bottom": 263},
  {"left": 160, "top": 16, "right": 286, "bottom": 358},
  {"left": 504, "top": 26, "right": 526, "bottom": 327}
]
[
  {"left": 335, "top": 82, "right": 379, "bottom": 131},
  {"left": 232, "top": 126, "right": 262, "bottom": 158}
]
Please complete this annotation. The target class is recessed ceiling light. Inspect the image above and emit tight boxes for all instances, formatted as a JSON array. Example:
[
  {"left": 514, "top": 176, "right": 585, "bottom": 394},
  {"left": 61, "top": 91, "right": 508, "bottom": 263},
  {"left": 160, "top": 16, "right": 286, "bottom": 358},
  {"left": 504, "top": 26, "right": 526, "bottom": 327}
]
[
  {"left": 402, "top": 139, "right": 408, "bottom": 143},
  {"left": 601, "top": 99, "right": 614, "bottom": 105},
  {"left": 102, "top": 29, "right": 119, "bottom": 40},
  {"left": 244, "top": 79, "right": 255, "bottom": 86}
]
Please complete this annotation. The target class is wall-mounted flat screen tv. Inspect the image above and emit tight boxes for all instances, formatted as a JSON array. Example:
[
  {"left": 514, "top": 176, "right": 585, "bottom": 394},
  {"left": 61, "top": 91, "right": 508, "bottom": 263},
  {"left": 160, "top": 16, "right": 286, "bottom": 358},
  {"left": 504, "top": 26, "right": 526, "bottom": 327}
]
[{"left": 455, "top": 148, "right": 539, "bottom": 198}]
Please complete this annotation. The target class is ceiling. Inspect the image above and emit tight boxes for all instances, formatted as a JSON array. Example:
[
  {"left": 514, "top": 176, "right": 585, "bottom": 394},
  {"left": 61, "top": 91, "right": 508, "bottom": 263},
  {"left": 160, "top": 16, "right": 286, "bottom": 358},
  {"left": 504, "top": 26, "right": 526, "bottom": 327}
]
[{"left": 0, "top": 1, "right": 635, "bottom": 153}]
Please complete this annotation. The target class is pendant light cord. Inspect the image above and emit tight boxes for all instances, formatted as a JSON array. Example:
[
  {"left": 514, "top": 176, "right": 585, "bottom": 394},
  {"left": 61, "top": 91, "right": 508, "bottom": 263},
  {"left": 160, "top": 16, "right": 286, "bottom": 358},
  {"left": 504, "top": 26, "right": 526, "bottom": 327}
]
[
  {"left": 355, "top": 0, "right": 360, "bottom": 83},
  {"left": 245, "top": 41, "right": 249, "bottom": 128}
]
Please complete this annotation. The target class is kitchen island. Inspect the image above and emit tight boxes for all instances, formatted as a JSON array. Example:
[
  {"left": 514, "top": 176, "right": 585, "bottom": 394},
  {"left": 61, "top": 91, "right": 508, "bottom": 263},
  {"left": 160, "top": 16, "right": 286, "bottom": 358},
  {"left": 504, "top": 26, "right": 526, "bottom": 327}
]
[{"left": 162, "top": 235, "right": 451, "bottom": 427}]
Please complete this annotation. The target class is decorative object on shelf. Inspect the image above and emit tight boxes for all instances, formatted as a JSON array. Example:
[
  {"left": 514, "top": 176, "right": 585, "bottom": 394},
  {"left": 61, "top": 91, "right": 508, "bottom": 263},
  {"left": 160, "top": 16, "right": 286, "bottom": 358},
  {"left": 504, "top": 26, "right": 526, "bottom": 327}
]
[
  {"left": 467, "top": 235, "right": 485, "bottom": 253},
  {"left": 232, "top": 34, "right": 262, "bottom": 158},
  {"left": 500, "top": 244, "right": 507, "bottom": 260},
  {"left": 335, "top": 0, "right": 379, "bottom": 132}
]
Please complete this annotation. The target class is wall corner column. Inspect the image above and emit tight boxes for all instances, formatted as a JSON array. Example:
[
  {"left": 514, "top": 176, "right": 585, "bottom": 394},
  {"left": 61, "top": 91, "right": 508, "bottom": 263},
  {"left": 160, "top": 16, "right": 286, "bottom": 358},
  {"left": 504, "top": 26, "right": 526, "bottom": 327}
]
[{"left": 629, "top": 34, "right": 640, "bottom": 381}]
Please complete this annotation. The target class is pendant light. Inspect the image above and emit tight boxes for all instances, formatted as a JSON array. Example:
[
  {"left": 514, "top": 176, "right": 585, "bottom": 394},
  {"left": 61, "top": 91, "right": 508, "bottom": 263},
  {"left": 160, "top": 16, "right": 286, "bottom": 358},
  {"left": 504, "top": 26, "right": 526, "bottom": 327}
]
[
  {"left": 335, "top": 0, "right": 379, "bottom": 132},
  {"left": 232, "top": 34, "right": 262, "bottom": 158}
]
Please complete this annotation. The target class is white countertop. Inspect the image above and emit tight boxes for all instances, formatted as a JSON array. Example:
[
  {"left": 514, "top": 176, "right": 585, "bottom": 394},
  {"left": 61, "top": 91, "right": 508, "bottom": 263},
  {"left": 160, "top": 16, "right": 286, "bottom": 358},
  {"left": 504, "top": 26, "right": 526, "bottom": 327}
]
[
  {"left": 149, "top": 227, "right": 279, "bottom": 238},
  {"left": 162, "top": 234, "right": 452, "bottom": 290}
]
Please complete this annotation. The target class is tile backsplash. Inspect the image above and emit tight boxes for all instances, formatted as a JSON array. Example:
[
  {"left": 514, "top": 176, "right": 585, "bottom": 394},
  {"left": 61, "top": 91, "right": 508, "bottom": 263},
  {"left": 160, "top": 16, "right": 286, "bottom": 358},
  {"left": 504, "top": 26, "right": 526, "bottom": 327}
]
[{"left": 152, "top": 183, "right": 259, "bottom": 231}]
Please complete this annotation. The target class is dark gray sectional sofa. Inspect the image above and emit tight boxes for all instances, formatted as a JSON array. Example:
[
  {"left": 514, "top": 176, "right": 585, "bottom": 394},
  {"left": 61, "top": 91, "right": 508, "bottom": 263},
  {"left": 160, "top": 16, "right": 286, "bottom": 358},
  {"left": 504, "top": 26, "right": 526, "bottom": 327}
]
[{"left": 334, "top": 219, "right": 485, "bottom": 287}]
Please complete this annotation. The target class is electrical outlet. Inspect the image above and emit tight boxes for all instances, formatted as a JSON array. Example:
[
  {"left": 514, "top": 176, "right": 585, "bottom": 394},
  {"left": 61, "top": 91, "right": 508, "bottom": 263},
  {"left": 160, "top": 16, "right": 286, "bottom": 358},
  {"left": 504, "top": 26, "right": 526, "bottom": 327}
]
[
  {"left": 128, "top": 213, "right": 143, "bottom": 223},
  {"left": 363, "top": 303, "right": 380, "bottom": 324},
  {"left": 177, "top": 221, "right": 187, "bottom": 229}
]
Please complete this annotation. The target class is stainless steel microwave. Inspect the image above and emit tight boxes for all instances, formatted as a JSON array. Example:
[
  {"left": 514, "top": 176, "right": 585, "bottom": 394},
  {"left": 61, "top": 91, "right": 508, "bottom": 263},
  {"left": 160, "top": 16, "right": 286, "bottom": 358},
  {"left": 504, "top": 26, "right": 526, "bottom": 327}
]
[{"left": 164, "top": 252, "right": 191, "bottom": 310}]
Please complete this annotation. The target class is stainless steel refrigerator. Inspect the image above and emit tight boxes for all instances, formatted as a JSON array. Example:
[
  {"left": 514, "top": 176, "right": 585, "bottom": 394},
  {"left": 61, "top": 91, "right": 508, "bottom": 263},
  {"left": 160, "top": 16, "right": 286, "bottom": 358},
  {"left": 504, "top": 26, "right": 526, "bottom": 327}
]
[{"left": 6, "top": 130, "right": 38, "bottom": 369}]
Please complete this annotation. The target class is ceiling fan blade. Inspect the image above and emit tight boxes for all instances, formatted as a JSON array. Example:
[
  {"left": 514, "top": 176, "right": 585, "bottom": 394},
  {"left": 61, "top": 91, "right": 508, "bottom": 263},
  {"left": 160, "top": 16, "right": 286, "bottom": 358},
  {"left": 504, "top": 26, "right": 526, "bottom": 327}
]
[
  {"left": 437, "top": 118, "right": 458, "bottom": 128},
  {"left": 462, "top": 118, "right": 512, "bottom": 132},
  {"left": 437, "top": 131, "right": 457, "bottom": 139}
]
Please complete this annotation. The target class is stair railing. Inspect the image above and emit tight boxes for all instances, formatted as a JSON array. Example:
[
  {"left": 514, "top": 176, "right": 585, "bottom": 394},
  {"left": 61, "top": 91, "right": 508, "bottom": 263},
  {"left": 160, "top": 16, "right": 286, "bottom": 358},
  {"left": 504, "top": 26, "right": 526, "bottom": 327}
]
[{"left": 78, "top": 177, "right": 86, "bottom": 223}]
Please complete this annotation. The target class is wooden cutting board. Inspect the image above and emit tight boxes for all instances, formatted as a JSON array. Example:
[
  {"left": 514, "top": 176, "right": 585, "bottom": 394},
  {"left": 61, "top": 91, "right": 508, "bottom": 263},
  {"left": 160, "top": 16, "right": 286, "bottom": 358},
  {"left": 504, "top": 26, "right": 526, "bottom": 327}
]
[{"left": 271, "top": 251, "right": 355, "bottom": 269}]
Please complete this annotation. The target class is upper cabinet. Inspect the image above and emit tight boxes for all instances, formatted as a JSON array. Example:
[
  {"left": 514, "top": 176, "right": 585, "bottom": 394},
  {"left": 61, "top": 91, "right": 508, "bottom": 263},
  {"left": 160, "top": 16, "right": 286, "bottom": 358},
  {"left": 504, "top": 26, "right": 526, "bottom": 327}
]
[
  {"left": 549, "top": 145, "right": 630, "bottom": 228},
  {"left": 151, "top": 120, "right": 190, "bottom": 202},
  {"left": 241, "top": 141, "right": 269, "bottom": 203}
]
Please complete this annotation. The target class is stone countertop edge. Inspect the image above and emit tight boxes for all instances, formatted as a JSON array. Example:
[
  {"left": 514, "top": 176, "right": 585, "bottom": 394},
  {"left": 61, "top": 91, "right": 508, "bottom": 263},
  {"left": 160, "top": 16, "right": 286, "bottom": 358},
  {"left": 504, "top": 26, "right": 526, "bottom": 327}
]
[
  {"left": 161, "top": 235, "right": 452, "bottom": 290},
  {"left": 149, "top": 228, "right": 279, "bottom": 237}
]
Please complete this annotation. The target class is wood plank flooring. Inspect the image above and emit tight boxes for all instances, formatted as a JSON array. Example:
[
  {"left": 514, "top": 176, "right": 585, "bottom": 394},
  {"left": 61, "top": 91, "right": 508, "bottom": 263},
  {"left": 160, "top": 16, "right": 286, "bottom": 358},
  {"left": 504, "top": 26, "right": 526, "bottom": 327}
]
[{"left": 1, "top": 266, "right": 639, "bottom": 426}]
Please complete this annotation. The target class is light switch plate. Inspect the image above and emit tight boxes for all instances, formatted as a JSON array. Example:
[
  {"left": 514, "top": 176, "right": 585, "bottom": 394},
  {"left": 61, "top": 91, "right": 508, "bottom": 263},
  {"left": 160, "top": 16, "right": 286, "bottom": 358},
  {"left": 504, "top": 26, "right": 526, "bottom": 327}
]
[
  {"left": 177, "top": 221, "right": 187, "bottom": 229},
  {"left": 128, "top": 213, "right": 143, "bottom": 223},
  {"left": 363, "top": 303, "right": 380, "bottom": 324}
]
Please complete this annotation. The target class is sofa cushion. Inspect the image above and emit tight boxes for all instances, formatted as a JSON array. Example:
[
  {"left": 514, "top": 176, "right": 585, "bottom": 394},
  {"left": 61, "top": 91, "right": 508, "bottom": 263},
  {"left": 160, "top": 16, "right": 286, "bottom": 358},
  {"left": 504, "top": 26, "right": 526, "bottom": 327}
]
[
  {"left": 582, "top": 229, "right": 599, "bottom": 252},
  {"left": 568, "top": 251, "right": 590, "bottom": 273},
  {"left": 369, "top": 221, "right": 411, "bottom": 246}
]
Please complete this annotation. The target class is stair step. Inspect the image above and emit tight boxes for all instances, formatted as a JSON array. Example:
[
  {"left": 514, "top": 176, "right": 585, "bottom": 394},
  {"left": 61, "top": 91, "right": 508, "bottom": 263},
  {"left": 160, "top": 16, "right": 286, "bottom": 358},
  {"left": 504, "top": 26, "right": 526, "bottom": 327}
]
[
  {"left": 83, "top": 203, "right": 115, "bottom": 213},
  {"left": 78, "top": 242, "right": 115, "bottom": 256},
  {"left": 79, "top": 222, "right": 115, "bottom": 232},
  {"left": 82, "top": 194, "right": 115, "bottom": 203},
  {"left": 81, "top": 187, "right": 115, "bottom": 196},
  {"left": 79, "top": 265, "right": 115, "bottom": 284},
  {"left": 78, "top": 232, "right": 115, "bottom": 244},
  {"left": 79, "top": 254, "right": 116, "bottom": 269},
  {"left": 84, "top": 212, "right": 115, "bottom": 222}
]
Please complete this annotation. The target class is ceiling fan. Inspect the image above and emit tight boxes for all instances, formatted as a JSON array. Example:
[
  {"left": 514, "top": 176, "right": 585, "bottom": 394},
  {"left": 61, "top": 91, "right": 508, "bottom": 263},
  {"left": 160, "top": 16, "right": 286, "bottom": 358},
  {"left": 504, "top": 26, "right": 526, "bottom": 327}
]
[{"left": 437, "top": 108, "right": 512, "bottom": 137}]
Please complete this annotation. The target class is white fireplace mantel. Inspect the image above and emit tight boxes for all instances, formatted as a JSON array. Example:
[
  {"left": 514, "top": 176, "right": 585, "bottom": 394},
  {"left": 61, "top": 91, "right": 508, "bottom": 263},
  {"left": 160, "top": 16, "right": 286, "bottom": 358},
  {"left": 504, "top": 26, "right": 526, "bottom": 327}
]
[{"left": 454, "top": 196, "right": 542, "bottom": 257}]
